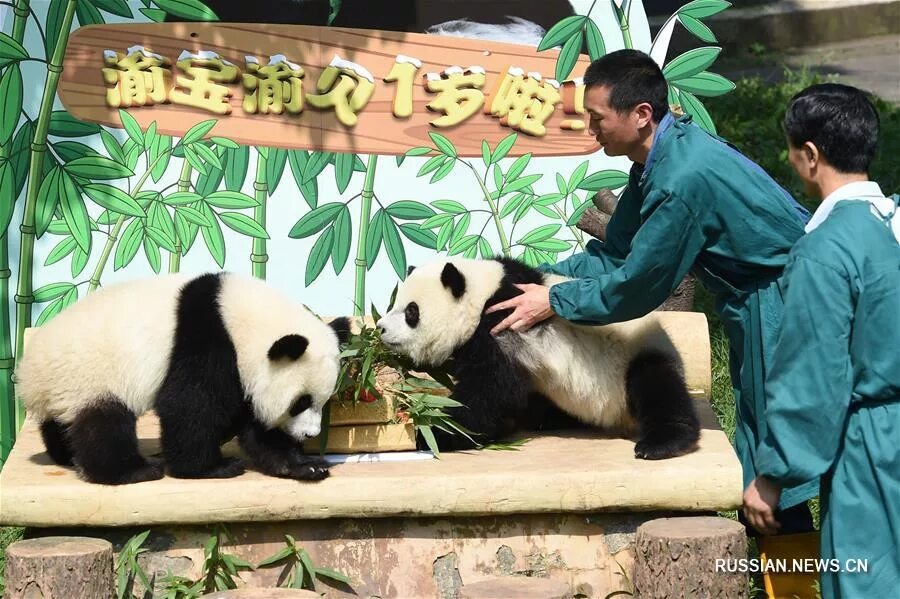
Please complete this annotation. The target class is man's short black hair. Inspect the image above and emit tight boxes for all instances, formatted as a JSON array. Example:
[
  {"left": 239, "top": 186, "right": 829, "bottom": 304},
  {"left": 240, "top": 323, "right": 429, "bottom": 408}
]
[
  {"left": 583, "top": 49, "right": 669, "bottom": 123},
  {"left": 783, "top": 83, "right": 880, "bottom": 174}
]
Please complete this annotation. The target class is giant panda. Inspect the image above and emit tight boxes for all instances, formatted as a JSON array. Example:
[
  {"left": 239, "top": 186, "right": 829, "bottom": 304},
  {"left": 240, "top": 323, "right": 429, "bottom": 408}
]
[
  {"left": 16, "top": 272, "right": 349, "bottom": 485},
  {"left": 376, "top": 257, "right": 701, "bottom": 459}
]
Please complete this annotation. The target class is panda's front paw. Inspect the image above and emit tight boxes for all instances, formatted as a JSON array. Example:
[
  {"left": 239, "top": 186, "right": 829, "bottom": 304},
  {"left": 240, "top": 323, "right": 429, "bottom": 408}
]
[
  {"left": 634, "top": 431, "right": 698, "bottom": 460},
  {"left": 288, "top": 456, "right": 330, "bottom": 481}
]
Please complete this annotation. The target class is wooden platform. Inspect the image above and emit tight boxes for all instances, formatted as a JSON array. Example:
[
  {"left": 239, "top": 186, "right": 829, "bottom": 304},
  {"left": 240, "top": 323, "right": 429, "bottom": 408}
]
[{"left": 0, "top": 398, "right": 740, "bottom": 528}]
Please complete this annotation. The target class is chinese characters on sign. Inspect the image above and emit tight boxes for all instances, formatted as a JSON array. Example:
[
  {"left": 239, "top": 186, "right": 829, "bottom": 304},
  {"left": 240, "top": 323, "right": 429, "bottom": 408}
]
[{"left": 102, "top": 45, "right": 587, "bottom": 137}]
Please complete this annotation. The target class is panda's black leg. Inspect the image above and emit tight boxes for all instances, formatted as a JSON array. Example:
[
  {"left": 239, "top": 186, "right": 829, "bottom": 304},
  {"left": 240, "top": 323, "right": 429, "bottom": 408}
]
[
  {"left": 156, "top": 400, "right": 246, "bottom": 480},
  {"left": 238, "top": 420, "right": 329, "bottom": 481},
  {"left": 68, "top": 398, "right": 164, "bottom": 484},
  {"left": 40, "top": 418, "right": 74, "bottom": 466},
  {"left": 626, "top": 349, "right": 700, "bottom": 460}
]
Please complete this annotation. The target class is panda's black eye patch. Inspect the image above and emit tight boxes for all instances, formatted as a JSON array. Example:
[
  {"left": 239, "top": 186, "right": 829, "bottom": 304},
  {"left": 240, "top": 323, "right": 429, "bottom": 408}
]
[
  {"left": 289, "top": 394, "right": 312, "bottom": 417},
  {"left": 405, "top": 302, "right": 419, "bottom": 328}
]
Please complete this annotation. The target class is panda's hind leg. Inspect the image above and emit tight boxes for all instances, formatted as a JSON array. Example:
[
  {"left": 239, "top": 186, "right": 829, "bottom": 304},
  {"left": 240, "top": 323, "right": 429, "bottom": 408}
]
[
  {"left": 40, "top": 419, "right": 74, "bottom": 466},
  {"left": 68, "top": 397, "right": 164, "bottom": 484},
  {"left": 625, "top": 349, "right": 700, "bottom": 460}
]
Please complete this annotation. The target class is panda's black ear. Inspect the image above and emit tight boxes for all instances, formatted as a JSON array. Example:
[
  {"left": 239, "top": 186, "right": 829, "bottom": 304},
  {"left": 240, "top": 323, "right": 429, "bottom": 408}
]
[
  {"left": 328, "top": 317, "right": 351, "bottom": 345},
  {"left": 406, "top": 265, "right": 416, "bottom": 276},
  {"left": 268, "top": 334, "right": 308, "bottom": 361},
  {"left": 441, "top": 262, "right": 466, "bottom": 299}
]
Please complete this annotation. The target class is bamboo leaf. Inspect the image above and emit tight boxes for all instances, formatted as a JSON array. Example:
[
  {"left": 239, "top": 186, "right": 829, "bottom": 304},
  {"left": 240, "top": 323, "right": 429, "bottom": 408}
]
[
  {"left": 431, "top": 200, "right": 467, "bottom": 215},
  {"left": 0, "top": 64, "right": 22, "bottom": 145},
  {"left": 304, "top": 151, "right": 333, "bottom": 184},
  {"left": 0, "top": 32, "right": 28, "bottom": 63},
  {"left": 288, "top": 149, "right": 318, "bottom": 209},
  {"left": 499, "top": 193, "right": 526, "bottom": 218},
  {"left": 679, "top": 0, "right": 731, "bottom": 19},
  {"left": 53, "top": 141, "right": 101, "bottom": 163},
  {"left": 418, "top": 424, "right": 440, "bottom": 457},
  {"left": 506, "top": 153, "right": 532, "bottom": 182},
  {"left": 568, "top": 160, "right": 589, "bottom": 192},
  {"left": 297, "top": 550, "right": 316, "bottom": 591},
  {"left": 144, "top": 236, "right": 161, "bottom": 273},
  {"left": 43, "top": 0, "right": 66, "bottom": 58},
  {"left": 180, "top": 119, "right": 217, "bottom": 145},
  {"left": 189, "top": 141, "right": 220, "bottom": 171},
  {"left": 153, "top": 0, "right": 219, "bottom": 21},
  {"left": 365, "top": 209, "right": 385, "bottom": 268},
  {"left": 71, "top": 246, "right": 89, "bottom": 277},
  {"left": 585, "top": 19, "right": 606, "bottom": 60},
  {"left": 430, "top": 158, "right": 455, "bottom": 183},
  {"left": 555, "top": 31, "right": 584, "bottom": 82},
  {"left": 175, "top": 205, "right": 212, "bottom": 226},
  {"left": 33, "top": 282, "right": 75, "bottom": 302},
  {"left": 679, "top": 90, "right": 717, "bottom": 134},
  {"left": 10, "top": 120, "right": 34, "bottom": 196},
  {"left": 0, "top": 163, "right": 14, "bottom": 233},
  {"left": 83, "top": 184, "right": 145, "bottom": 217},
  {"left": 219, "top": 212, "right": 269, "bottom": 239},
  {"left": 57, "top": 171, "right": 91, "bottom": 252},
  {"left": 93, "top": 0, "right": 133, "bottom": 17},
  {"left": 428, "top": 131, "right": 457, "bottom": 157},
  {"left": 399, "top": 223, "right": 437, "bottom": 250},
  {"left": 435, "top": 219, "right": 453, "bottom": 251},
  {"left": 671, "top": 71, "right": 735, "bottom": 97},
  {"left": 504, "top": 173, "right": 542, "bottom": 193},
  {"left": 173, "top": 209, "right": 196, "bottom": 255},
  {"left": 382, "top": 217, "right": 407, "bottom": 279},
  {"left": 385, "top": 200, "right": 435, "bottom": 220},
  {"left": 531, "top": 239, "right": 572, "bottom": 252},
  {"left": 288, "top": 202, "right": 344, "bottom": 238},
  {"left": 662, "top": 47, "right": 722, "bottom": 81},
  {"left": 305, "top": 226, "right": 335, "bottom": 286},
  {"left": 420, "top": 213, "right": 454, "bottom": 230},
  {"left": 481, "top": 140, "right": 491, "bottom": 167},
  {"left": 224, "top": 145, "right": 249, "bottom": 191},
  {"left": 117, "top": 109, "right": 144, "bottom": 147},
  {"left": 256, "top": 547, "right": 293, "bottom": 568},
  {"left": 76, "top": 0, "right": 105, "bottom": 27},
  {"left": 334, "top": 153, "right": 354, "bottom": 193},
  {"left": 150, "top": 133, "right": 173, "bottom": 182},
  {"left": 139, "top": 8, "right": 167, "bottom": 22},
  {"left": 448, "top": 234, "right": 478, "bottom": 256},
  {"left": 331, "top": 205, "right": 351, "bottom": 273},
  {"left": 200, "top": 204, "right": 226, "bottom": 267},
  {"left": 678, "top": 13, "right": 717, "bottom": 43},
  {"left": 315, "top": 567, "right": 352, "bottom": 584},
  {"left": 210, "top": 136, "right": 238, "bottom": 149},
  {"left": 517, "top": 223, "right": 560, "bottom": 245},
  {"left": 66, "top": 156, "right": 134, "bottom": 180},
  {"left": 416, "top": 154, "right": 446, "bottom": 177},
  {"left": 566, "top": 196, "right": 595, "bottom": 225},
  {"left": 99, "top": 129, "right": 126, "bottom": 165},
  {"left": 204, "top": 190, "right": 259, "bottom": 209},
  {"left": 164, "top": 191, "right": 202, "bottom": 206},
  {"left": 48, "top": 111, "right": 101, "bottom": 137},
  {"left": 537, "top": 15, "right": 585, "bottom": 51},
  {"left": 577, "top": 170, "right": 629, "bottom": 191},
  {"left": 266, "top": 147, "right": 288, "bottom": 195},
  {"left": 492, "top": 133, "right": 517, "bottom": 164},
  {"left": 478, "top": 237, "right": 493, "bottom": 259},
  {"left": 35, "top": 297, "right": 65, "bottom": 326},
  {"left": 114, "top": 218, "right": 143, "bottom": 270}
]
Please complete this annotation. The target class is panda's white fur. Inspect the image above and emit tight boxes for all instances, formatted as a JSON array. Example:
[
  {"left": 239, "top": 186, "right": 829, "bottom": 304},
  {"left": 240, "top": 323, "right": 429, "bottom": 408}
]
[
  {"left": 378, "top": 257, "right": 699, "bottom": 457},
  {"left": 18, "top": 273, "right": 340, "bottom": 437}
]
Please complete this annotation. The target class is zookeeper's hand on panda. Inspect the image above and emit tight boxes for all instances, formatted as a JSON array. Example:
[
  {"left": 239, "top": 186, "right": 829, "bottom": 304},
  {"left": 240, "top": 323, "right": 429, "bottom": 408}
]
[
  {"left": 742, "top": 476, "right": 783, "bottom": 536},
  {"left": 486, "top": 283, "right": 554, "bottom": 335}
]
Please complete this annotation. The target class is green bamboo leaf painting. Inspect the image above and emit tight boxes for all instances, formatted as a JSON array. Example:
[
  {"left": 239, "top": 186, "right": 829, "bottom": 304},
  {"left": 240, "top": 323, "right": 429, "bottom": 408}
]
[
  {"left": 331, "top": 205, "right": 351, "bottom": 273},
  {"left": 191, "top": 142, "right": 221, "bottom": 171},
  {"left": 194, "top": 154, "right": 224, "bottom": 195},
  {"left": 174, "top": 207, "right": 200, "bottom": 255},
  {"left": 533, "top": 204, "right": 557, "bottom": 219},
  {"left": 671, "top": 71, "right": 735, "bottom": 97},
  {"left": 535, "top": 193, "right": 564, "bottom": 206},
  {"left": 577, "top": 170, "right": 629, "bottom": 191},
  {"left": 45, "top": 236, "right": 78, "bottom": 266},
  {"left": 266, "top": 148, "right": 288, "bottom": 196},
  {"left": 678, "top": 14, "right": 717, "bottom": 43},
  {"left": 224, "top": 145, "right": 250, "bottom": 191},
  {"left": 183, "top": 145, "right": 208, "bottom": 175},
  {"left": 679, "top": 90, "right": 717, "bottom": 134},
  {"left": 491, "top": 133, "right": 517, "bottom": 164},
  {"left": 204, "top": 191, "right": 259, "bottom": 209},
  {"left": 149, "top": 202, "right": 178, "bottom": 246},
  {"left": 585, "top": 19, "right": 606, "bottom": 60},
  {"left": 504, "top": 173, "right": 543, "bottom": 194},
  {"left": 0, "top": 163, "right": 14, "bottom": 232},
  {"left": 33, "top": 282, "right": 74, "bottom": 302},
  {"left": 175, "top": 205, "right": 212, "bottom": 226},
  {"left": 499, "top": 193, "right": 526, "bottom": 218},
  {"left": 435, "top": 219, "right": 453, "bottom": 251},
  {"left": 568, "top": 161, "right": 589, "bottom": 192},
  {"left": 420, "top": 213, "right": 454, "bottom": 230},
  {"left": 35, "top": 298, "right": 65, "bottom": 326},
  {"left": 365, "top": 209, "right": 384, "bottom": 269},
  {"left": 448, "top": 234, "right": 479, "bottom": 256},
  {"left": 11, "top": 121, "right": 34, "bottom": 196},
  {"left": 334, "top": 153, "right": 354, "bottom": 193},
  {"left": 430, "top": 158, "right": 455, "bottom": 184},
  {"left": 381, "top": 217, "right": 407, "bottom": 279},
  {"left": 83, "top": 184, "right": 145, "bottom": 217},
  {"left": 164, "top": 191, "right": 202, "bottom": 206},
  {"left": 211, "top": 136, "right": 239, "bottom": 149},
  {"left": 517, "top": 224, "right": 561, "bottom": 245},
  {"left": 199, "top": 203, "right": 226, "bottom": 267},
  {"left": 479, "top": 237, "right": 493, "bottom": 259},
  {"left": 118, "top": 109, "right": 145, "bottom": 147},
  {"left": 218, "top": 212, "right": 270, "bottom": 239},
  {"left": 0, "top": 32, "right": 28, "bottom": 64},
  {"left": 513, "top": 196, "right": 533, "bottom": 223},
  {"left": 114, "top": 218, "right": 143, "bottom": 270},
  {"left": 71, "top": 246, "right": 89, "bottom": 277},
  {"left": 288, "top": 202, "right": 344, "bottom": 238},
  {"left": 145, "top": 225, "right": 178, "bottom": 254},
  {"left": 0, "top": 64, "right": 22, "bottom": 145},
  {"left": 154, "top": 0, "right": 219, "bottom": 21},
  {"left": 399, "top": 223, "right": 437, "bottom": 250},
  {"left": 66, "top": 156, "right": 134, "bottom": 180},
  {"left": 305, "top": 227, "right": 335, "bottom": 285},
  {"left": 150, "top": 134, "right": 173, "bottom": 182},
  {"left": 506, "top": 153, "right": 532, "bottom": 182},
  {"left": 57, "top": 170, "right": 91, "bottom": 252},
  {"left": 48, "top": 111, "right": 101, "bottom": 138},
  {"left": 555, "top": 31, "right": 584, "bottom": 82},
  {"left": 53, "top": 141, "right": 101, "bottom": 163},
  {"left": 566, "top": 197, "right": 595, "bottom": 225},
  {"left": 303, "top": 151, "right": 333, "bottom": 184},
  {"left": 449, "top": 213, "right": 470, "bottom": 247},
  {"left": 431, "top": 200, "right": 467, "bottom": 215},
  {"left": 556, "top": 172, "right": 567, "bottom": 195},
  {"left": 93, "top": 0, "right": 133, "bottom": 17},
  {"left": 428, "top": 132, "right": 457, "bottom": 158},
  {"left": 99, "top": 129, "right": 126, "bottom": 165},
  {"left": 180, "top": 119, "right": 217, "bottom": 146},
  {"left": 385, "top": 201, "right": 436, "bottom": 220},
  {"left": 678, "top": 0, "right": 731, "bottom": 19},
  {"left": 139, "top": 7, "right": 166, "bottom": 21},
  {"left": 417, "top": 155, "right": 445, "bottom": 178},
  {"left": 43, "top": 0, "right": 67, "bottom": 58},
  {"left": 531, "top": 239, "right": 572, "bottom": 252},
  {"left": 143, "top": 236, "right": 162, "bottom": 273},
  {"left": 76, "top": 0, "right": 105, "bottom": 26},
  {"left": 480, "top": 140, "right": 491, "bottom": 167},
  {"left": 537, "top": 15, "right": 585, "bottom": 51},
  {"left": 662, "top": 47, "right": 722, "bottom": 82}
]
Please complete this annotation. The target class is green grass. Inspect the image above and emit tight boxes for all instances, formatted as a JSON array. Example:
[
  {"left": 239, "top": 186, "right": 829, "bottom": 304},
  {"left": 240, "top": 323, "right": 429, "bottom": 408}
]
[{"left": 0, "top": 526, "right": 24, "bottom": 595}]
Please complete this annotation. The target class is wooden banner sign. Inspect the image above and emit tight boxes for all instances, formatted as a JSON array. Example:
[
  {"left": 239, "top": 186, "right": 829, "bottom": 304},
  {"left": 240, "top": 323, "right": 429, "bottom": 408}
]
[{"left": 58, "top": 22, "right": 599, "bottom": 158}]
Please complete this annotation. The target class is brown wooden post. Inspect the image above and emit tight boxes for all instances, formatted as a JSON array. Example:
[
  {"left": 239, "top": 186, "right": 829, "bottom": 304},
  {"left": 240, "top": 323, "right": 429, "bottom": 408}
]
[
  {"left": 5, "top": 537, "right": 114, "bottom": 599},
  {"left": 633, "top": 516, "right": 748, "bottom": 599}
]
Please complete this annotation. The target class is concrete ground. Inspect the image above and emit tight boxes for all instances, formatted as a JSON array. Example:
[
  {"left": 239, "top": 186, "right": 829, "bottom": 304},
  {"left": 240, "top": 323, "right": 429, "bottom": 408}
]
[{"left": 719, "top": 34, "right": 900, "bottom": 103}]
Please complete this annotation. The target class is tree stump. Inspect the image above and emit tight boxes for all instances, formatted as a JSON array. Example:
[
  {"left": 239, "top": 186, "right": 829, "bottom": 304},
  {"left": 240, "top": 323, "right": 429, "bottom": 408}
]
[
  {"left": 633, "top": 516, "right": 748, "bottom": 599},
  {"left": 460, "top": 576, "right": 569, "bottom": 598},
  {"left": 5, "top": 536, "right": 115, "bottom": 599},
  {"left": 200, "top": 589, "right": 321, "bottom": 598}
]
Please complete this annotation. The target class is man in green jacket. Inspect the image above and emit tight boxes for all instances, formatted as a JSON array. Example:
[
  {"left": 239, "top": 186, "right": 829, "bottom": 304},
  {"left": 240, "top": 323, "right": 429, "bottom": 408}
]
[
  {"left": 743, "top": 84, "right": 899, "bottom": 598},
  {"left": 486, "top": 50, "right": 816, "bottom": 531}
]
